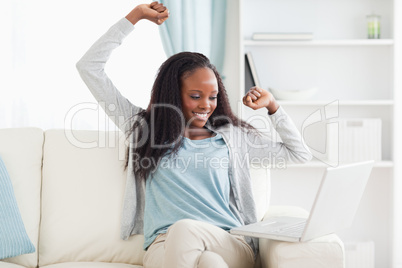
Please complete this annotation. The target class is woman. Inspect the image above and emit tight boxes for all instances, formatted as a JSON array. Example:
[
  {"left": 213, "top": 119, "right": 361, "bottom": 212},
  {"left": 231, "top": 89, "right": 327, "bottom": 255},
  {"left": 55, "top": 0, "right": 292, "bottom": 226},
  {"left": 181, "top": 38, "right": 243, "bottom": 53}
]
[{"left": 76, "top": 2, "right": 312, "bottom": 267}]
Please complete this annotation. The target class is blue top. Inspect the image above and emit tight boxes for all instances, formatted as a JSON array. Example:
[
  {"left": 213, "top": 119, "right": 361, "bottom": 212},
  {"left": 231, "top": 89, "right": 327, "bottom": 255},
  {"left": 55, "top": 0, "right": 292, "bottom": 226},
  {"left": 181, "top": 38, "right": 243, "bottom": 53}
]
[{"left": 143, "top": 133, "right": 242, "bottom": 250}]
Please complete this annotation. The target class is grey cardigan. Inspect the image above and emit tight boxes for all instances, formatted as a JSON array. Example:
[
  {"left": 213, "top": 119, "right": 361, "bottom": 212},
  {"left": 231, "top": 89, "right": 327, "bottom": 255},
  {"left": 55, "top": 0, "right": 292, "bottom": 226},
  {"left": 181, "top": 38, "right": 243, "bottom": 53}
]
[{"left": 76, "top": 18, "right": 312, "bottom": 254}]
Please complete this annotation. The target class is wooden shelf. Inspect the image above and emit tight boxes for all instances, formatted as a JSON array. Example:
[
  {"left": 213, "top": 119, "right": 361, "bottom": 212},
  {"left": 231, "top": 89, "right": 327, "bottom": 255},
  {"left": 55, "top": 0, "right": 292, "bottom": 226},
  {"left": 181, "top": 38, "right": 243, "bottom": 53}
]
[{"left": 244, "top": 39, "right": 394, "bottom": 47}]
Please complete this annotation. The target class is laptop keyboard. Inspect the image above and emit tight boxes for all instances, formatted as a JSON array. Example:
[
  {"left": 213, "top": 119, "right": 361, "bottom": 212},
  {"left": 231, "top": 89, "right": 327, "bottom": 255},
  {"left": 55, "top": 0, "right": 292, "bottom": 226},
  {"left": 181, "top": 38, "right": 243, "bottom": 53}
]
[{"left": 272, "top": 221, "right": 306, "bottom": 237}]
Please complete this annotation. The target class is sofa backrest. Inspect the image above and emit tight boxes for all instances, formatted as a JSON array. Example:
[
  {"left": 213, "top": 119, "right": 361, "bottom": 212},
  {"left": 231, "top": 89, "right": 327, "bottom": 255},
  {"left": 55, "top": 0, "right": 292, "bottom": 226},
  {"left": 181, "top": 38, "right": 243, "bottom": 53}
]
[
  {"left": 0, "top": 128, "right": 43, "bottom": 268},
  {"left": 2, "top": 128, "right": 270, "bottom": 267},
  {"left": 38, "top": 129, "right": 270, "bottom": 266},
  {"left": 39, "top": 129, "right": 144, "bottom": 267},
  {"left": 250, "top": 167, "right": 271, "bottom": 220}
]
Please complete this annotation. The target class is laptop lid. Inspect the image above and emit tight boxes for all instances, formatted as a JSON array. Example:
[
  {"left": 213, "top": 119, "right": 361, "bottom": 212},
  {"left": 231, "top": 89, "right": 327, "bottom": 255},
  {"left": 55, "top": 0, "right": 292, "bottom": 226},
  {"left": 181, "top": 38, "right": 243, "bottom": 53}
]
[{"left": 301, "top": 160, "right": 374, "bottom": 241}]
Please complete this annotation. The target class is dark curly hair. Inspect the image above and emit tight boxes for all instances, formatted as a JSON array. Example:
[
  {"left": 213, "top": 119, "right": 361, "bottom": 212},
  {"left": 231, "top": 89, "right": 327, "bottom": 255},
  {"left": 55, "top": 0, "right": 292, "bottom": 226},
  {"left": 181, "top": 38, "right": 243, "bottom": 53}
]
[{"left": 126, "top": 51, "right": 255, "bottom": 181}]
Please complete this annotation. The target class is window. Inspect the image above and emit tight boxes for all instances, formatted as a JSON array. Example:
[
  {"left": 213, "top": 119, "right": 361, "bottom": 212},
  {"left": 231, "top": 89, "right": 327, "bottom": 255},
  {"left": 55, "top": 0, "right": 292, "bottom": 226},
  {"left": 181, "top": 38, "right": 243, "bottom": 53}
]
[{"left": 0, "top": 0, "right": 166, "bottom": 130}]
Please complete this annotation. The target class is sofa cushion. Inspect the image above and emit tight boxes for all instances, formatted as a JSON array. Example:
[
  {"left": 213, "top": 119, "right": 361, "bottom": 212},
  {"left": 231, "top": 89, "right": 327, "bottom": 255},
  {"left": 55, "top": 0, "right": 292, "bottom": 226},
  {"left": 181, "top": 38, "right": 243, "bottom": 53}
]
[
  {"left": 39, "top": 130, "right": 145, "bottom": 267},
  {"left": 0, "top": 128, "right": 44, "bottom": 268},
  {"left": 0, "top": 262, "right": 27, "bottom": 268},
  {"left": 259, "top": 206, "right": 345, "bottom": 268},
  {"left": 40, "top": 262, "right": 142, "bottom": 268},
  {"left": 0, "top": 156, "right": 35, "bottom": 259}
]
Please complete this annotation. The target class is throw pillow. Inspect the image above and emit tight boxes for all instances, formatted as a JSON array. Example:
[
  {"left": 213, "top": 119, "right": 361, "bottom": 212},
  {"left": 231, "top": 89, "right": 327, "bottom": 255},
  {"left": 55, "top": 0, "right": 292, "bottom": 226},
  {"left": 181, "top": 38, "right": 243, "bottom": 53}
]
[{"left": 0, "top": 155, "right": 35, "bottom": 259}]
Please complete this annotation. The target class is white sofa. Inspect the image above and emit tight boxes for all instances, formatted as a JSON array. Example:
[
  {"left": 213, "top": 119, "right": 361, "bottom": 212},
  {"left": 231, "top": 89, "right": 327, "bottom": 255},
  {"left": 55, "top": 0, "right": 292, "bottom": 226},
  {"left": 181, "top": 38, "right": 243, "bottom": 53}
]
[{"left": 0, "top": 127, "right": 345, "bottom": 268}]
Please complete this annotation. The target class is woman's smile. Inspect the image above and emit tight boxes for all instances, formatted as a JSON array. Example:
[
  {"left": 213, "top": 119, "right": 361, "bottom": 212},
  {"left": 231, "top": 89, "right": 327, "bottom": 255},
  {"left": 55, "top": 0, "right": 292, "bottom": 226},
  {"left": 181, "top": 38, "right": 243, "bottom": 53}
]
[{"left": 193, "top": 111, "right": 210, "bottom": 120}]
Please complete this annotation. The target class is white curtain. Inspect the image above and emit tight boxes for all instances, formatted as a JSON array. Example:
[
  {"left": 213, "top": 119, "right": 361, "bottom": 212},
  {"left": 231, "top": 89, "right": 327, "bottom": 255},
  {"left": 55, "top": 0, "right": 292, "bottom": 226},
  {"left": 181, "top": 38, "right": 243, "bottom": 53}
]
[
  {"left": 159, "top": 0, "right": 227, "bottom": 73},
  {"left": 0, "top": 0, "right": 166, "bottom": 130}
]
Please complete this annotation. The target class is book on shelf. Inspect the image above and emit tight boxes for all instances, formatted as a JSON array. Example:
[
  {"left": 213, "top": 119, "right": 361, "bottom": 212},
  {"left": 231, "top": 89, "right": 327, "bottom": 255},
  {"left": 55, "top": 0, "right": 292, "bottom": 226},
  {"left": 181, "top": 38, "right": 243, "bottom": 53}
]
[
  {"left": 252, "top": 32, "right": 313, "bottom": 41},
  {"left": 244, "top": 52, "right": 260, "bottom": 93}
]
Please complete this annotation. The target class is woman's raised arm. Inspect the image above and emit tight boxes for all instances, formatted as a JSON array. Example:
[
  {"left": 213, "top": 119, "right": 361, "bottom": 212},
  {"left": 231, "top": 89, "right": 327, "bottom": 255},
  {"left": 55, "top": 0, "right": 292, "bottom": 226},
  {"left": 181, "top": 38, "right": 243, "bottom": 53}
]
[{"left": 76, "top": 2, "right": 169, "bottom": 133}]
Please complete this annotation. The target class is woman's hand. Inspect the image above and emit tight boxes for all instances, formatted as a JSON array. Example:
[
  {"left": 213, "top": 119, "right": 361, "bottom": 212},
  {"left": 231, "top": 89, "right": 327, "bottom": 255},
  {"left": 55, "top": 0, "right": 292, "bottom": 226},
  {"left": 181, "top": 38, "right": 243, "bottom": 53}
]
[
  {"left": 126, "top": 2, "right": 169, "bottom": 26},
  {"left": 242, "top": 86, "right": 280, "bottom": 114}
]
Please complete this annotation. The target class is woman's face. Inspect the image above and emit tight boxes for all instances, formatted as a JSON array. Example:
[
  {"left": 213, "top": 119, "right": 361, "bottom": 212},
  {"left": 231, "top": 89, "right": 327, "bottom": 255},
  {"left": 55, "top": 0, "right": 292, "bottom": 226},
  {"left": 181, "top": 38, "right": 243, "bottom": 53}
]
[{"left": 180, "top": 67, "right": 218, "bottom": 129}]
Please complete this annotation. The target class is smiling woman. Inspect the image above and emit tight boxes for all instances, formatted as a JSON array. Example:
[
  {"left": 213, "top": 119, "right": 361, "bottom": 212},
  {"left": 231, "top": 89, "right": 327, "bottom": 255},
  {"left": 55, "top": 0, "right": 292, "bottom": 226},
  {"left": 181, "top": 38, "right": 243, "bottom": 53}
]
[
  {"left": 0, "top": 0, "right": 165, "bottom": 130},
  {"left": 180, "top": 67, "right": 218, "bottom": 138},
  {"left": 75, "top": 2, "right": 312, "bottom": 267}
]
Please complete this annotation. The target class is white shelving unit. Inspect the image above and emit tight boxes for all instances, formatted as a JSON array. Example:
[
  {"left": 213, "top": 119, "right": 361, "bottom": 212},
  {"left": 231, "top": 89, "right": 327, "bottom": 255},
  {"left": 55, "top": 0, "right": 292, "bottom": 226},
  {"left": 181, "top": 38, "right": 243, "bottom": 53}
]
[
  {"left": 222, "top": 0, "right": 402, "bottom": 267},
  {"left": 277, "top": 100, "right": 394, "bottom": 106},
  {"left": 244, "top": 39, "right": 394, "bottom": 46},
  {"left": 286, "top": 160, "right": 394, "bottom": 168}
]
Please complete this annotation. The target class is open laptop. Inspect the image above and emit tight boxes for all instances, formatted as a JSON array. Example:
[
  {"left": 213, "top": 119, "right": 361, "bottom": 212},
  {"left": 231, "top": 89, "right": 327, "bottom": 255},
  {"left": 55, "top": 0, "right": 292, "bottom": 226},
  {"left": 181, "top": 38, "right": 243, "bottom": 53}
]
[{"left": 230, "top": 161, "right": 374, "bottom": 242}]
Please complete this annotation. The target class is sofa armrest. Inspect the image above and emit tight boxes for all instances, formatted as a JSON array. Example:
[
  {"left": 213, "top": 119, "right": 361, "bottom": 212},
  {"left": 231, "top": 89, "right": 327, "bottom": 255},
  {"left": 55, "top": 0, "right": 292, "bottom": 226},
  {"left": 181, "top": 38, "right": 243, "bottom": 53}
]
[{"left": 259, "top": 206, "right": 345, "bottom": 268}]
